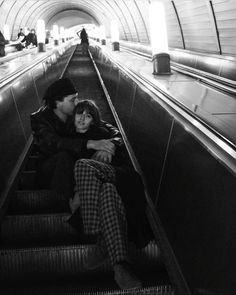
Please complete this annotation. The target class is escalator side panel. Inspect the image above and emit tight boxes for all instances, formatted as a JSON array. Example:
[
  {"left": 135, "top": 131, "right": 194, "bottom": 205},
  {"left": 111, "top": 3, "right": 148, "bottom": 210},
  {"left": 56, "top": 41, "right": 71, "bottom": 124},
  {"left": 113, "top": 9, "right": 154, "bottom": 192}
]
[
  {"left": 11, "top": 72, "right": 41, "bottom": 138},
  {"left": 113, "top": 71, "right": 136, "bottom": 133},
  {"left": 128, "top": 85, "right": 174, "bottom": 199},
  {"left": 0, "top": 85, "right": 26, "bottom": 195},
  {"left": 158, "top": 120, "right": 236, "bottom": 295},
  {"left": 93, "top": 47, "right": 236, "bottom": 295}
]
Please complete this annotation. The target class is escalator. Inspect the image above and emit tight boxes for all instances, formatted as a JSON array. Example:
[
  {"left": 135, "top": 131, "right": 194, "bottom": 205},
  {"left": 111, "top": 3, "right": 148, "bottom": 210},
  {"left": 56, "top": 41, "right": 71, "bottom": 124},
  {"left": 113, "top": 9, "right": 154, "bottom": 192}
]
[{"left": 0, "top": 45, "right": 173, "bottom": 294}]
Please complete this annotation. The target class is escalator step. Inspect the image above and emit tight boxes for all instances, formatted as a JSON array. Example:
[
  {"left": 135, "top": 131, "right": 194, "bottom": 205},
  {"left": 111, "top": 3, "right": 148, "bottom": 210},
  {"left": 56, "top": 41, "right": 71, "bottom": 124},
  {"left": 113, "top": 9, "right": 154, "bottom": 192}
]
[
  {"left": 0, "top": 244, "right": 108, "bottom": 280},
  {"left": 1, "top": 283, "right": 173, "bottom": 295},
  {"left": 1, "top": 213, "right": 90, "bottom": 246},
  {"left": 0, "top": 242, "right": 162, "bottom": 281},
  {"left": 8, "top": 190, "right": 69, "bottom": 214}
]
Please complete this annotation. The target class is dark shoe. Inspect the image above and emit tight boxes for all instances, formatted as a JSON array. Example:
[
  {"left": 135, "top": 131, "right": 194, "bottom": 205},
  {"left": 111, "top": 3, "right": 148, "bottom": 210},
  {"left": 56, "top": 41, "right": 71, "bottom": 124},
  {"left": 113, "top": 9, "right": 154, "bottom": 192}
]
[
  {"left": 84, "top": 246, "right": 108, "bottom": 270},
  {"left": 114, "top": 263, "right": 142, "bottom": 290}
]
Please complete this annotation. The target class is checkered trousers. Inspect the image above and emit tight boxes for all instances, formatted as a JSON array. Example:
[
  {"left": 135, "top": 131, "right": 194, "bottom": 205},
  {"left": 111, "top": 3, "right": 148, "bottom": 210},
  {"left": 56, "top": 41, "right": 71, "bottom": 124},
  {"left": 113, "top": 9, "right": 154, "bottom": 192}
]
[{"left": 74, "top": 158, "right": 128, "bottom": 265}]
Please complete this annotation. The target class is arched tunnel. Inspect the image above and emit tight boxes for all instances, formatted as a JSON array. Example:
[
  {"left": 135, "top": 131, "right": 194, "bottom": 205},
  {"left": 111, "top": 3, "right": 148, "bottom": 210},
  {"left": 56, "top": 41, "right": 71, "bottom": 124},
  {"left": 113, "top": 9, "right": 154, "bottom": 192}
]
[{"left": 0, "top": 1, "right": 235, "bottom": 295}]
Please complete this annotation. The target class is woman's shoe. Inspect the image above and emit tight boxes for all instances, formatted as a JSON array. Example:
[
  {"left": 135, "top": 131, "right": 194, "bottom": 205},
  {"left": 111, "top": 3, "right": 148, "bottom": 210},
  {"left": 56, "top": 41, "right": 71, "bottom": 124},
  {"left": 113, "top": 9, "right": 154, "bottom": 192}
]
[
  {"left": 84, "top": 246, "right": 108, "bottom": 270},
  {"left": 114, "top": 262, "right": 142, "bottom": 290}
]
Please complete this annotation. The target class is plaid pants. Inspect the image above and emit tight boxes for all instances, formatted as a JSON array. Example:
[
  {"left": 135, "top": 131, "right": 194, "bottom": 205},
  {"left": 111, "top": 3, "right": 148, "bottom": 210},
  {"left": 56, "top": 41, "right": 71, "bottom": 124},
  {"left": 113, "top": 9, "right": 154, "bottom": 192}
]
[{"left": 74, "top": 159, "right": 128, "bottom": 265}]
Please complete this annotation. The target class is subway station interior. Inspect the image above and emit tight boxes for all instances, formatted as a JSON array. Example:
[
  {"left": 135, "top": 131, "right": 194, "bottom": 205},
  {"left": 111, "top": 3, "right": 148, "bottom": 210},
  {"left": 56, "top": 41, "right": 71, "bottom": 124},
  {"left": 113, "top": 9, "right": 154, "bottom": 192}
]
[{"left": 0, "top": 0, "right": 235, "bottom": 294}]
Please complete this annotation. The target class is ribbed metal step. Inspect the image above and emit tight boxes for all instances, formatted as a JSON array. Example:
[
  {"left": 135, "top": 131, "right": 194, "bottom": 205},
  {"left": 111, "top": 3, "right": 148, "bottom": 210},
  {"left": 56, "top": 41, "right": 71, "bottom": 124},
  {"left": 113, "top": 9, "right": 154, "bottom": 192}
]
[
  {"left": 1, "top": 213, "right": 91, "bottom": 246},
  {"left": 1, "top": 283, "right": 173, "bottom": 295},
  {"left": 0, "top": 242, "right": 162, "bottom": 281},
  {"left": 8, "top": 190, "right": 69, "bottom": 214}
]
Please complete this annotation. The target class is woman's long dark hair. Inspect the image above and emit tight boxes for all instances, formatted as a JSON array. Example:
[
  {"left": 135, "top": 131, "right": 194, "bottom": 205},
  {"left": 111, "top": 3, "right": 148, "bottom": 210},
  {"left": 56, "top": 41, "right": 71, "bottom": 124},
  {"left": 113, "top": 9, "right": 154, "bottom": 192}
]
[{"left": 73, "top": 99, "right": 101, "bottom": 127}]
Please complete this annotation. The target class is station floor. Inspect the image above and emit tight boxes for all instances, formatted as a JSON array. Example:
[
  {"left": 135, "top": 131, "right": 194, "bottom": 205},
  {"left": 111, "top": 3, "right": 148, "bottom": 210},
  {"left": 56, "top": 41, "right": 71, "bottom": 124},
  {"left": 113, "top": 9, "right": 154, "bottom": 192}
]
[{"left": 0, "top": 41, "right": 235, "bottom": 148}]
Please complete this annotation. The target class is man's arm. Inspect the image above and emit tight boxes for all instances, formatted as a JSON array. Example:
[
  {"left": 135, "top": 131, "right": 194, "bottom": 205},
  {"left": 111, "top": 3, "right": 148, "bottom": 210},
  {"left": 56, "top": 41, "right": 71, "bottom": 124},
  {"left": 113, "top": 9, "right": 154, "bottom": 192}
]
[
  {"left": 90, "top": 121, "right": 124, "bottom": 163},
  {"left": 100, "top": 120, "right": 123, "bottom": 147}
]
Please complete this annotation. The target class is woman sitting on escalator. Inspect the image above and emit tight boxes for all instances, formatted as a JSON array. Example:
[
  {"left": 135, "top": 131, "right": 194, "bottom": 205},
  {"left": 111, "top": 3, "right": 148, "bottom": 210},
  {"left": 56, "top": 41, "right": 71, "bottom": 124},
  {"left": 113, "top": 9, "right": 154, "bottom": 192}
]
[{"left": 68, "top": 99, "right": 153, "bottom": 290}]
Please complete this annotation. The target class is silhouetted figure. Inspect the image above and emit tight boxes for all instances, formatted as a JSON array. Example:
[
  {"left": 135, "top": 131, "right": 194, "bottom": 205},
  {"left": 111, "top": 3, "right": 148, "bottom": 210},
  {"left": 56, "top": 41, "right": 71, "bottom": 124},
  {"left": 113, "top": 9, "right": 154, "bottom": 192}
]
[
  {"left": 80, "top": 28, "right": 89, "bottom": 55},
  {"left": 22, "top": 29, "right": 37, "bottom": 48},
  {"left": 80, "top": 28, "right": 89, "bottom": 44},
  {"left": 17, "top": 28, "right": 25, "bottom": 40},
  {"left": 0, "top": 30, "right": 6, "bottom": 57}
]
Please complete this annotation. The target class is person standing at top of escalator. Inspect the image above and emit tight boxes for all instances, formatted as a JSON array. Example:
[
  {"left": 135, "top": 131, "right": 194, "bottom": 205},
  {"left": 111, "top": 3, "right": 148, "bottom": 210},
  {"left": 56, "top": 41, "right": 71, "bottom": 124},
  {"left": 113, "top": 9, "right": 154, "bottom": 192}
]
[
  {"left": 79, "top": 28, "right": 89, "bottom": 55},
  {"left": 17, "top": 28, "right": 25, "bottom": 40},
  {"left": 80, "top": 28, "right": 89, "bottom": 44},
  {"left": 21, "top": 28, "right": 37, "bottom": 48}
]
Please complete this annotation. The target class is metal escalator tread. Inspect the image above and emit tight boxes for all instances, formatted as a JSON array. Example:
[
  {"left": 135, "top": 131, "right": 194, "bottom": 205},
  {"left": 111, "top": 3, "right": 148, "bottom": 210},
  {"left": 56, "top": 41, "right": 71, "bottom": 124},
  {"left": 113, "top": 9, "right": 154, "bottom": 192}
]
[
  {"left": 8, "top": 190, "right": 69, "bottom": 214},
  {"left": 1, "top": 284, "right": 174, "bottom": 295},
  {"left": 0, "top": 242, "right": 170, "bottom": 291},
  {"left": 1, "top": 44, "right": 172, "bottom": 294},
  {"left": 1, "top": 212, "right": 89, "bottom": 246}
]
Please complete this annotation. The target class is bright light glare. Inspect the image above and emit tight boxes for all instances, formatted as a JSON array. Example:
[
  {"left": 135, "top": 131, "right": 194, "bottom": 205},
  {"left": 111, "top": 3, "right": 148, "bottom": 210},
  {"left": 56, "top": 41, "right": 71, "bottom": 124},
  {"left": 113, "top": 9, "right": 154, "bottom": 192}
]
[
  {"left": 100, "top": 25, "right": 106, "bottom": 39},
  {"left": 24, "top": 27, "right": 30, "bottom": 35},
  {"left": 60, "top": 27, "right": 65, "bottom": 39},
  {"left": 37, "top": 19, "right": 45, "bottom": 43},
  {"left": 53, "top": 25, "right": 59, "bottom": 40},
  {"left": 4, "top": 24, "right": 10, "bottom": 40},
  {"left": 149, "top": 2, "right": 168, "bottom": 55},
  {"left": 111, "top": 20, "right": 119, "bottom": 42}
]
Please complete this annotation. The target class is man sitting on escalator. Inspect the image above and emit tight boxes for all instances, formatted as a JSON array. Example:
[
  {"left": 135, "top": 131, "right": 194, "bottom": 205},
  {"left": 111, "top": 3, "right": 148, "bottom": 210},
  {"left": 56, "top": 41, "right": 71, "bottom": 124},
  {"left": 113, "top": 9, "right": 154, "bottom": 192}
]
[
  {"left": 30, "top": 78, "right": 152, "bottom": 290},
  {"left": 30, "top": 78, "right": 118, "bottom": 201}
]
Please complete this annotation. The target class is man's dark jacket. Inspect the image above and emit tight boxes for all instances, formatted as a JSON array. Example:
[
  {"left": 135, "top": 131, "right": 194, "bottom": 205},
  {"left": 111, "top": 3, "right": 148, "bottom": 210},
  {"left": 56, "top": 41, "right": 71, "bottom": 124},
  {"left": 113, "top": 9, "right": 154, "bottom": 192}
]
[
  {"left": 31, "top": 106, "right": 152, "bottom": 248},
  {"left": 30, "top": 106, "right": 121, "bottom": 160}
]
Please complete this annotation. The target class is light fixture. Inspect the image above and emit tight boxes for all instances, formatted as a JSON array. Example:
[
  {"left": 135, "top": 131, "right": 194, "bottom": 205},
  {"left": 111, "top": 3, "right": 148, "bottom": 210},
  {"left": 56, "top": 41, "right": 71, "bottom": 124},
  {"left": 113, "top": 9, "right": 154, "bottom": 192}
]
[
  {"left": 4, "top": 24, "right": 10, "bottom": 43},
  {"left": 24, "top": 27, "right": 30, "bottom": 36},
  {"left": 149, "top": 1, "right": 171, "bottom": 75},
  {"left": 60, "top": 27, "right": 65, "bottom": 43},
  {"left": 100, "top": 25, "right": 106, "bottom": 45},
  {"left": 53, "top": 25, "right": 59, "bottom": 46},
  {"left": 36, "top": 19, "right": 46, "bottom": 52},
  {"left": 111, "top": 20, "right": 119, "bottom": 51}
]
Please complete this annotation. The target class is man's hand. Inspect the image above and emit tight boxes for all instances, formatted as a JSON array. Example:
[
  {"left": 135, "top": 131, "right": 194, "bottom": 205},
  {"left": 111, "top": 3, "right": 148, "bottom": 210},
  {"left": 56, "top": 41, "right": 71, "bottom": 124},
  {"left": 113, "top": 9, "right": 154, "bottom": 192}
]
[
  {"left": 91, "top": 150, "right": 112, "bottom": 164},
  {"left": 87, "top": 139, "right": 115, "bottom": 154}
]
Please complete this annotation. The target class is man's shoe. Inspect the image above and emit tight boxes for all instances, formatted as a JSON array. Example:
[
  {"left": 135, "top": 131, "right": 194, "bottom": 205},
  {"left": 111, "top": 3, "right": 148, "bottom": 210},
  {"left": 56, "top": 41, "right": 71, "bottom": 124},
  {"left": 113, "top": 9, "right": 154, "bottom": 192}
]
[
  {"left": 114, "top": 263, "right": 142, "bottom": 290},
  {"left": 84, "top": 246, "right": 108, "bottom": 270}
]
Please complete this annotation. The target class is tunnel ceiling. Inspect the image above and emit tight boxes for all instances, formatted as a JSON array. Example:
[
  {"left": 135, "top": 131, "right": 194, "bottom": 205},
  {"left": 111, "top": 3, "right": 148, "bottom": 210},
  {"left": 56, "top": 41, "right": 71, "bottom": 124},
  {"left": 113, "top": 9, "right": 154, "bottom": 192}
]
[{"left": 0, "top": 0, "right": 236, "bottom": 57}]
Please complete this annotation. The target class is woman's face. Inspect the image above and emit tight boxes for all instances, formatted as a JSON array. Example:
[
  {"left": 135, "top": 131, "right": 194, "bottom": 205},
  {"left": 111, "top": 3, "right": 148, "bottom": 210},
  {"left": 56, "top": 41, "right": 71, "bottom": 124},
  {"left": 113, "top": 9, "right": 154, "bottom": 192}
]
[{"left": 74, "top": 110, "right": 93, "bottom": 133}]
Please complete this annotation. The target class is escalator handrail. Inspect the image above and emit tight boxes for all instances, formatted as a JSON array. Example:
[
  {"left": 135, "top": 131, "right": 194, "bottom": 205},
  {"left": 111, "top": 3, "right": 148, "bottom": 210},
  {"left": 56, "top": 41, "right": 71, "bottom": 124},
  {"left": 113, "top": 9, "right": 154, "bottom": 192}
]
[
  {"left": 0, "top": 42, "right": 73, "bottom": 88},
  {"left": 91, "top": 42, "right": 236, "bottom": 175}
]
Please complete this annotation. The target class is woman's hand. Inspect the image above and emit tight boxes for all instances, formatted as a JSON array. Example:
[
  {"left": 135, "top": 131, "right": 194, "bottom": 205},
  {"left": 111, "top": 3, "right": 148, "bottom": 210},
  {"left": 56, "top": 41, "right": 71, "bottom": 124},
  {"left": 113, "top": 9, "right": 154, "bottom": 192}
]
[
  {"left": 91, "top": 150, "right": 113, "bottom": 163},
  {"left": 87, "top": 139, "right": 115, "bottom": 154}
]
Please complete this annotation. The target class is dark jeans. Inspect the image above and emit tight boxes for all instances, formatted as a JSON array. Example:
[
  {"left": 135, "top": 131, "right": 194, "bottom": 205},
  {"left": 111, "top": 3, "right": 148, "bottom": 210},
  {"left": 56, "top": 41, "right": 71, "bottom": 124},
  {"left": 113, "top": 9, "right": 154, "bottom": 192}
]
[{"left": 37, "top": 151, "right": 75, "bottom": 199}]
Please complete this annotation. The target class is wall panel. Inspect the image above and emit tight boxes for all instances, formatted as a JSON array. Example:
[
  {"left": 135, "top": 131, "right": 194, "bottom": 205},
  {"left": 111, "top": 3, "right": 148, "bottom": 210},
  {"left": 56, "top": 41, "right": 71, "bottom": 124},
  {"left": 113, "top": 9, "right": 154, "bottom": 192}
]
[
  {"left": 11, "top": 73, "right": 40, "bottom": 138},
  {"left": 113, "top": 71, "right": 136, "bottom": 132},
  {"left": 0, "top": 86, "right": 26, "bottom": 192},
  {"left": 157, "top": 120, "right": 236, "bottom": 294}
]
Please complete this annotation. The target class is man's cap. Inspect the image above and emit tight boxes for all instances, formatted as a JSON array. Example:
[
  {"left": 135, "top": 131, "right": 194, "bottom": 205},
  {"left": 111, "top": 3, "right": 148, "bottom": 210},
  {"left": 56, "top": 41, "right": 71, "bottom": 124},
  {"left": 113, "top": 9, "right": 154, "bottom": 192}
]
[{"left": 43, "top": 78, "right": 77, "bottom": 102}]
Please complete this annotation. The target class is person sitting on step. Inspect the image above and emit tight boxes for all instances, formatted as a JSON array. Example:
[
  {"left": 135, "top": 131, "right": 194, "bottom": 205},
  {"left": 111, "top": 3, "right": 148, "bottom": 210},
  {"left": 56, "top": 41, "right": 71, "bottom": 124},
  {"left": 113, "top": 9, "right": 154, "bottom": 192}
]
[
  {"left": 30, "top": 78, "right": 120, "bottom": 202},
  {"left": 68, "top": 99, "right": 153, "bottom": 290}
]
